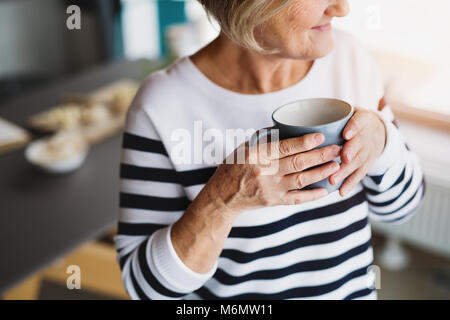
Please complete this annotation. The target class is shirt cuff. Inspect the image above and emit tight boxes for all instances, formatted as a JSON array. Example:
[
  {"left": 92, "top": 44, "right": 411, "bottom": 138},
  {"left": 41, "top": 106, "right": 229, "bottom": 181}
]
[
  {"left": 150, "top": 224, "right": 218, "bottom": 293},
  {"left": 366, "top": 109, "right": 406, "bottom": 176}
]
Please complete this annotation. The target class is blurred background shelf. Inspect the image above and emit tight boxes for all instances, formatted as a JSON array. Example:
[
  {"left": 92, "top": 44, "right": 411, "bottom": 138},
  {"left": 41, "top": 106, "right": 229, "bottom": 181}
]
[{"left": 0, "top": 117, "right": 31, "bottom": 155}]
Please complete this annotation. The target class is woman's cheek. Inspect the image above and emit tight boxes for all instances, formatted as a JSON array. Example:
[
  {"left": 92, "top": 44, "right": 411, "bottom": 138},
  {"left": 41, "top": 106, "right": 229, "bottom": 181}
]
[
  {"left": 262, "top": 0, "right": 332, "bottom": 58},
  {"left": 286, "top": 2, "right": 316, "bottom": 32}
]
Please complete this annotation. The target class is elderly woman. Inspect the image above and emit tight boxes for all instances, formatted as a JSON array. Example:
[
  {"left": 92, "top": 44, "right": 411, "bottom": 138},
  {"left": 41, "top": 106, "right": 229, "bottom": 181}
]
[{"left": 114, "top": 0, "right": 424, "bottom": 300}]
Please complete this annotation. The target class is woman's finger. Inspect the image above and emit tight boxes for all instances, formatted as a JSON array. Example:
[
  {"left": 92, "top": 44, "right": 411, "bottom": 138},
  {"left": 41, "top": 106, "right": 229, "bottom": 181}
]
[
  {"left": 278, "top": 145, "right": 341, "bottom": 175},
  {"left": 342, "top": 110, "right": 369, "bottom": 140},
  {"left": 340, "top": 135, "right": 363, "bottom": 164},
  {"left": 265, "top": 133, "right": 325, "bottom": 160},
  {"left": 284, "top": 188, "right": 329, "bottom": 205},
  {"left": 329, "top": 151, "right": 365, "bottom": 186},
  {"left": 284, "top": 161, "right": 340, "bottom": 190},
  {"left": 339, "top": 166, "right": 368, "bottom": 197}
]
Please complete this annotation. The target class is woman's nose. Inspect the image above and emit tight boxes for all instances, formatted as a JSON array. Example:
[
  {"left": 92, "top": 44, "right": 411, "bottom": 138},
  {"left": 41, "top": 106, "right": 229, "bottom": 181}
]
[{"left": 325, "top": 0, "right": 350, "bottom": 18}]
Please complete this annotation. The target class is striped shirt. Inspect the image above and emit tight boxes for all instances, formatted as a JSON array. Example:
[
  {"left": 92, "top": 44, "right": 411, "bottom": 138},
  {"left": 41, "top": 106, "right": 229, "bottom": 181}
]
[{"left": 114, "top": 29, "right": 425, "bottom": 300}]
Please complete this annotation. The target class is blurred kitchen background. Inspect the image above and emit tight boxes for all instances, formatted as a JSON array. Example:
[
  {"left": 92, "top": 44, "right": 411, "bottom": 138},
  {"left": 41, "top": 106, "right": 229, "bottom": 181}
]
[{"left": 0, "top": 0, "right": 449, "bottom": 300}]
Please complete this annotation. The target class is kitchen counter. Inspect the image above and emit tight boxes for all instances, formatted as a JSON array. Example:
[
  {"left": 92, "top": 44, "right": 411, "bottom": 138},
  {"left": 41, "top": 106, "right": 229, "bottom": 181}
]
[{"left": 0, "top": 58, "right": 164, "bottom": 293}]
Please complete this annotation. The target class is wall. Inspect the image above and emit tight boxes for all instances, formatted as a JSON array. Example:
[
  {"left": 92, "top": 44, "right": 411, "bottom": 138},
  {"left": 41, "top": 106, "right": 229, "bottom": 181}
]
[
  {"left": 334, "top": 0, "right": 450, "bottom": 63},
  {"left": 0, "top": 0, "right": 67, "bottom": 77}
]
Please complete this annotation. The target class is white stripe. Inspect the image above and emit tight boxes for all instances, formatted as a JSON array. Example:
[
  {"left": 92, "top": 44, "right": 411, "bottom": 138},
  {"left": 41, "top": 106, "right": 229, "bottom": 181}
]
[
  {"left": 218, "top": 224, "right": 372, "bottom": 276},
  {"left": 205, "top": 246, "right": 373, "bottom": 297},
  {"left": 374, "top": 144, "right": 409, "bottom": 189},
  {"left": 122, "top": 149, "right": 173, "bottom": 169},
  {"left": 117, "top": 244, "right": 139, "bottom": 263},
  {"left": 119, "top": 208, "right": 183, "bottom": 224},
  {"left": 114, "top": 234, "right": 147, "bottom": 258},
  {"left": 185, "top": 184, "right": 205, "bottom": 200},
  {"left": 363, "top": 152, "right": 407, "bottom": 191},
  {"left": 223, "top": 201, "right": 368, "bottom": 251},
  {"left": 184, "top": 292, "right": 203, "bottom": 300},
  {"left": 174, "top": 163, "right": 220, "bottom": 172},
  {"left": 369, "top": 184, "right": 424, "bottom": 223},
  {"left": 369, "top": 166, "right": 423, "bottom": 214},
  {"left": 366, "top": 156, "right": 413, "bottom": 203},
  {"left": 120, "top": 179, "right": 185, "bottom": 198},
  {"left": 114, "top": 234, "right": 146, "bottom": 251},
  {"left": 387, "top": 208, "right": 417, "bottom": 224},
  {"left": 293, "top": 273, "right": 374, "bottom": 300}
]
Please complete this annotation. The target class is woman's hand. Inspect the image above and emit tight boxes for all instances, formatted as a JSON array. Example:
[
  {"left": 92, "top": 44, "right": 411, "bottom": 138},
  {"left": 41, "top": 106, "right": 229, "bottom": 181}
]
[
  {"left": 173, "top": 133, "right": 341, "bottom": 273},
  {"left": 329, "top": 108, "right": 387, "bottom": 197},
  {"left": 202, "top": 133, "right": 342, "bottom": 220}
]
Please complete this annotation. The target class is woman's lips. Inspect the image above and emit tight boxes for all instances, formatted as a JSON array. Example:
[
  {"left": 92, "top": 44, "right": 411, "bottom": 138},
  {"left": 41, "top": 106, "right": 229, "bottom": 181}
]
[{"left": 312, "top": 23, "right": 331, "bottom": 32}]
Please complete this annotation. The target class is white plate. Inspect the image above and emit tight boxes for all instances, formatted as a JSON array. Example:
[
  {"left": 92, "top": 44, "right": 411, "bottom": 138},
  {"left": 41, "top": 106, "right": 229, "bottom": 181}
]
[{"left": 25, "top": 138, "right": 89, "bottom": 174}]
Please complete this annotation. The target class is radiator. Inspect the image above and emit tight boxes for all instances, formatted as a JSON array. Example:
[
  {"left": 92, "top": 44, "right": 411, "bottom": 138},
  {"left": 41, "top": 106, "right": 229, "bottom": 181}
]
[{"left": 372, "top": 158, "right": 450, "bottom": 258}]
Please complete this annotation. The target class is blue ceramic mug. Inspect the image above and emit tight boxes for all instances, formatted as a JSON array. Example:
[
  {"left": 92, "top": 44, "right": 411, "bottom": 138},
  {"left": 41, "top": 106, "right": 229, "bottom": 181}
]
[{"left": 249, "top": 98, "right": 354, "bottom": 192}]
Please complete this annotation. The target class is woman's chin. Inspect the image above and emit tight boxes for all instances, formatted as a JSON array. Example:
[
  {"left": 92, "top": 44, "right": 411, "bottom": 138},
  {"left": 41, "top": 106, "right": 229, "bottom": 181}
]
[
  {"left": 315, "top": 42, "right": 334, "bottom": 58},
  {"left": 308, "top": 38, "right": 334, "bottom": 60},
  {"left": 283, "top": 44, "right": 334, "bottom": 60},
  {"left": 279, "top": 35, "right": 334, "bottom": 60}
]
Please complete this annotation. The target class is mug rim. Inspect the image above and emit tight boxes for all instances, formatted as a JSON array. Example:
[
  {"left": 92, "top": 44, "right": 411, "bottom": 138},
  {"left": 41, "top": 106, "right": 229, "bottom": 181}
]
[{"left": 271, "top": 98, "right": 354, "bottom": 129}]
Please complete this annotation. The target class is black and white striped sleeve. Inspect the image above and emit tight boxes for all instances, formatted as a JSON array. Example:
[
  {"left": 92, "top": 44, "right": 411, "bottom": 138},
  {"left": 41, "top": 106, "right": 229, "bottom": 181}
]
[
  {"left": 362, "top": 106, "right": 425, "bottom": 224},
  {"left": 114, "top": 104, "right": 218, "bottom": 300}
]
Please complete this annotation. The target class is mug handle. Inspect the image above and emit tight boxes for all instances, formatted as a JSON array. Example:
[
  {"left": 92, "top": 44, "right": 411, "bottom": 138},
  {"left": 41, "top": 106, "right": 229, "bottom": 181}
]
[{"left": 249, "top": 126, "right": 277, "bottom": 147}]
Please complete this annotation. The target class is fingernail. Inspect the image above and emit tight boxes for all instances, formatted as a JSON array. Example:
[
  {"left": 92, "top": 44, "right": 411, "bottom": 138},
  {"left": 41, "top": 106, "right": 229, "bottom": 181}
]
[
  {"left": 330, "top": 162, "right": 340, "bottom": 171},
  {"left": 346, "top": 153, "right": 352, "bottom": 162},
  {"left": 345, "top": 130, "right": 354, "bottom": 139},
  {"left": 332, "top": 175, "right": 340, "bottom": 185},
  {"left": 332, "top": 146, "right": 341, "bottom": 156}
]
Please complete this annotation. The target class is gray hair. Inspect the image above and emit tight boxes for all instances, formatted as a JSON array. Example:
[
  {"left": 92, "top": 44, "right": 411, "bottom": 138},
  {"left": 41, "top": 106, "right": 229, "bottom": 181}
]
[{"left": 197, "top": 0, "right": 293, "bottom": 54}]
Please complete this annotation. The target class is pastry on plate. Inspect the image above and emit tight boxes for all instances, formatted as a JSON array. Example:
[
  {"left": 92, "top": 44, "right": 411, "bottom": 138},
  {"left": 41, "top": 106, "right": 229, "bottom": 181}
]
[
  {"left": 111, "top": 85, "right": 138, "bottom": 115},
  {"left": 29, "top": 103, "right": 82, "bottom": 131},
  {"left": 25, "top": 130, "right": 89, "bottom": 174},
  {"left": 80, "top": 103, "right": 112, "bottom": 126}
]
